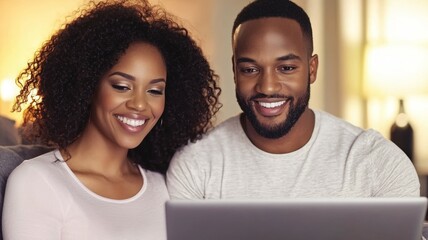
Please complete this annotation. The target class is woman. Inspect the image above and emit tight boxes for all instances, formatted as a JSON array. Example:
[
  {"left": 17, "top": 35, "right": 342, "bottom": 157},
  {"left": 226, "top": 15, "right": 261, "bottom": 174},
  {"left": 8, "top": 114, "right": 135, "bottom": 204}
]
[{"left": 2, "top": 0, "right": 221, "bottom": 239}]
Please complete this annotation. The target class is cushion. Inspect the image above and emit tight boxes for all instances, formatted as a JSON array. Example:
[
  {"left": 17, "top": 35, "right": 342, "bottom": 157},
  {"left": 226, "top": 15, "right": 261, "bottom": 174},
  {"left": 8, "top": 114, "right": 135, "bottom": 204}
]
[{"left": 0, "top": 116, "right": 20, "bottom": 146}]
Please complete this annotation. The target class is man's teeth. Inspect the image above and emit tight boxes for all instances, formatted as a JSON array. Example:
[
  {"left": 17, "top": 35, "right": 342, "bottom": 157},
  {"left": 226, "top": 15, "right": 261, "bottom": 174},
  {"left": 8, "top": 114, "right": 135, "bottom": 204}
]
[
  {"left": 259, "top": 101, "right": 286, "bottom": 108},
  {"left": 117, "top": 116, "right": 145, "bottom": 127}
]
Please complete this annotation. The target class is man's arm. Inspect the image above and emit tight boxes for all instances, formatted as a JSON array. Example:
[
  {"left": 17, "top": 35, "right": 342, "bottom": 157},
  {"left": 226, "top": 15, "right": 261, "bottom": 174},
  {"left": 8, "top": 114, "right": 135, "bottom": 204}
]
[{"left": 365, "top": 130, "right": 420, "bottom": 197}]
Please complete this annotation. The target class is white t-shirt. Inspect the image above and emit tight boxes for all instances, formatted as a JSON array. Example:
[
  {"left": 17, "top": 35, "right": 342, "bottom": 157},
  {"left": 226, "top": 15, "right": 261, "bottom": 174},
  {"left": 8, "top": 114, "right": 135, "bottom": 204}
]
[
  {"left": 167, "top": 110, "right": 420, "bottom": 199},
  {"left": 3, "top": 150, "right": 169, "bottom": 240}
]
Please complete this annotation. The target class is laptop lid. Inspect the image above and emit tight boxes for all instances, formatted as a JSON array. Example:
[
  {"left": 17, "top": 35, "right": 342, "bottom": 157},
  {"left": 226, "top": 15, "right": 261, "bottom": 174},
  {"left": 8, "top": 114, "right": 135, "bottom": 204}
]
[{"left": 166, "top": 198, "right": 427, "bottom": 240}]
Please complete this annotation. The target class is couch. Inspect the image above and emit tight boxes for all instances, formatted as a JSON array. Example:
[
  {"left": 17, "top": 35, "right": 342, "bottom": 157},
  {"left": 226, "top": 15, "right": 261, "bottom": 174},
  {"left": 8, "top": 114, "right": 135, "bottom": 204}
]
[{"left": 0, "top": 116, "right": 20, "bottom": 146}]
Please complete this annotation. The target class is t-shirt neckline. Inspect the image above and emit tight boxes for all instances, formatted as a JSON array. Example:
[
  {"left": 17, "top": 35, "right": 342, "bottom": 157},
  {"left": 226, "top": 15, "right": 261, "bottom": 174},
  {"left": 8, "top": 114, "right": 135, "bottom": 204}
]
[{"left": 53, "top": 150, "right": 147, "bottom": 204}]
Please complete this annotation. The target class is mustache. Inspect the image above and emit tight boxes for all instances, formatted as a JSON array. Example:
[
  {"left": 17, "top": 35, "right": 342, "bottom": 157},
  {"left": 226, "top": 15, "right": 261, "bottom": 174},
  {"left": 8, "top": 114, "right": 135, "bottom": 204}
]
[{"left": 249, "top": 93, "right": 293, "bottom": 101}]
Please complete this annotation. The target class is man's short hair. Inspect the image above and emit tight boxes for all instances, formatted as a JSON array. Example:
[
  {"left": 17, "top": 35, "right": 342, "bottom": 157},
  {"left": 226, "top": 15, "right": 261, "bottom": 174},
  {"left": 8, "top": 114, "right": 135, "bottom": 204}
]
[{"left": 232, "top": 0, "right": 313, "bottom": 55}]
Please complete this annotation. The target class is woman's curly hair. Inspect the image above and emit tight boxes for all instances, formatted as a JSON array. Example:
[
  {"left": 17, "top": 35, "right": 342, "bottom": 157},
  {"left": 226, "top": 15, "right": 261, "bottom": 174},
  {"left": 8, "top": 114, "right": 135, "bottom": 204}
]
[{"left": 13, "top": 0, "right": 221, "bottom": 173}]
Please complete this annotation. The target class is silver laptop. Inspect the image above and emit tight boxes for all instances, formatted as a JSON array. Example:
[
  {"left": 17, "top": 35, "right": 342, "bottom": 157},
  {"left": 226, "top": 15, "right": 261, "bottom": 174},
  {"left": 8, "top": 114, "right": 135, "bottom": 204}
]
[{"left": 166, "top": 198, "right": 427, "bottom": 240}]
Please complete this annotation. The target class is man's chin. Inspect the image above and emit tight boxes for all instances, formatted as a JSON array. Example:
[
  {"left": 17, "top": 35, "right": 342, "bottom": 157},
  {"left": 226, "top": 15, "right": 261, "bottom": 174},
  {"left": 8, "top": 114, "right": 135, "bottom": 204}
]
[
  {"left": 253, "top": 112, "right": 286, "bottom": 126},
  {"left": 255, "top": 127, "right": 288, "bottom": 139},
  {"left": 250, "top": 119, "right": 289, "bottom": 139}
]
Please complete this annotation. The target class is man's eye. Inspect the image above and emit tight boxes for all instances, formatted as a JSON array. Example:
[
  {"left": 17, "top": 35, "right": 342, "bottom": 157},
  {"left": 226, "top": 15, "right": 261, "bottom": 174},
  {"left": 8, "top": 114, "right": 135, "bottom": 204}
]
[
  {"left": 279, "top": 66, "right": 296, "bottom": 72},
  {"left": 148, "top": 89, "right": 164, "bottom": 95},
  {"left": 240, "top": 67, "right": 259, "bottom": 74},
  {"left": 112, "top": 84, "right": 130, "bottom": 91}
]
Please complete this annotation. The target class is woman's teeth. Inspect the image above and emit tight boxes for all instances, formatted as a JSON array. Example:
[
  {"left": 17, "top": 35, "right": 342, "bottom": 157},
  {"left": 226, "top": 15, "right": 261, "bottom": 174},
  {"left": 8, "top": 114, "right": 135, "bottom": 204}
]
[{"left": 116, "top": 116, "right": 145, "bottom": 127}]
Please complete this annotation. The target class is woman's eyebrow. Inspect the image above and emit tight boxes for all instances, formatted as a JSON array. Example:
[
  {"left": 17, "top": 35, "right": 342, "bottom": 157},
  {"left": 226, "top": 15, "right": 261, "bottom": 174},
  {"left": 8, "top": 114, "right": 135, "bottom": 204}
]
[{"left": 108, "top": 72, "right": 135, "bottom": 81}]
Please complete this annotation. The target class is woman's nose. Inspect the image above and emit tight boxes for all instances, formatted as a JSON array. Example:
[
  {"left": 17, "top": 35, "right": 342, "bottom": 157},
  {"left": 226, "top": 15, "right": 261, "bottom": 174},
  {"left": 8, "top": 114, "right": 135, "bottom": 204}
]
[{"left": 126, "top": 92, "right": 146, "bottom": 111}]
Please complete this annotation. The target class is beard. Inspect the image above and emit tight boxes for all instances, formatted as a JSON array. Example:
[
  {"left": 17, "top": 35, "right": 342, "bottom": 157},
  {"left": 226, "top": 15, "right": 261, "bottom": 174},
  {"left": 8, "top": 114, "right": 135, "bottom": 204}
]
[{"left": 236, "top": 79, "right": 310, "bottom": 139}]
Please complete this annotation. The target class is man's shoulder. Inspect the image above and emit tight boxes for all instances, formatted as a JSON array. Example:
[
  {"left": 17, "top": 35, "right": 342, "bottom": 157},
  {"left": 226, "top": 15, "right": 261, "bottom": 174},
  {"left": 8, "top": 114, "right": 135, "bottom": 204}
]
[
  {"left": 315, "top": 110, "right": 401, "bottom": 157},
  {"left": 315, "top": 110, "right": 386, "bottom": 141},
  {"left": 210, "top": 114, "right": 242, "bottom": 135},
  {"left": 190, "top": 115, "right": 241, "bottom": 145},
  {"left": 172, "top": 115, "right": 242, "bottom": 158},
  {"left": 315, "top": 110, "right": 364, "bottom": 136}
]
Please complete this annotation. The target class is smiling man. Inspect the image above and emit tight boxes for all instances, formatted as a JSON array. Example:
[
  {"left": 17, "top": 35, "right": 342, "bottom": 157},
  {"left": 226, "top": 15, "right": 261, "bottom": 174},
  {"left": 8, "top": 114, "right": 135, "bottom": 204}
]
[{"left": 167, "top": 0, "right": 419, "bottom": 199}]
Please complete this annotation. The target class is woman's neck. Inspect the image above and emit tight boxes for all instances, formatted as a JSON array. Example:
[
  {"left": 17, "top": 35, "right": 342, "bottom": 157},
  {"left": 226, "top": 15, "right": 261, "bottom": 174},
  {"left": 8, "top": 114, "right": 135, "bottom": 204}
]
[{"left": 63, "top": 127, "right": 134, "bottom": 178}]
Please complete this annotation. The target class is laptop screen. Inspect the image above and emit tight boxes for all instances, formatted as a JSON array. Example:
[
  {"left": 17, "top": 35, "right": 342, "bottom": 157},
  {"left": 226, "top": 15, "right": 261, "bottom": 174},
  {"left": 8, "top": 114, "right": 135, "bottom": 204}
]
[{"left": 166, "top": 198, "right": 427, "bottom": 240}]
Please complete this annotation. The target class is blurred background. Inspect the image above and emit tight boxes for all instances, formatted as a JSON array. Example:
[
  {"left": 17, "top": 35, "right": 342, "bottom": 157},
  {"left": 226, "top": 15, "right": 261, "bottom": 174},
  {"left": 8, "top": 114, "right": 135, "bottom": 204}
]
[{"left": 1, "top": 0, "right": 428, "bottom": 178}]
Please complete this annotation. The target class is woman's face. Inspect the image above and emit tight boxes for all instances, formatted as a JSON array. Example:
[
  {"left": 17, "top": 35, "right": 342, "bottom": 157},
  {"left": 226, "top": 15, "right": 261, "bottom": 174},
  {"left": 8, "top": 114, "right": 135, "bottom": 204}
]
[{"left": 88, "top": 42, "right": 166, "bottom": 150}]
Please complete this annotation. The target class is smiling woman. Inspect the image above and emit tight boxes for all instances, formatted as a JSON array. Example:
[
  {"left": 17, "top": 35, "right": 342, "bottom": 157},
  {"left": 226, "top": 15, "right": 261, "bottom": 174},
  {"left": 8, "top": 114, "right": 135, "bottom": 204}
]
[
  {"left": 89, "top": 42, "right": 167, "bottom": 151},
  {"left": 1, "top": 0, "right": 221, "bottom": 239}
]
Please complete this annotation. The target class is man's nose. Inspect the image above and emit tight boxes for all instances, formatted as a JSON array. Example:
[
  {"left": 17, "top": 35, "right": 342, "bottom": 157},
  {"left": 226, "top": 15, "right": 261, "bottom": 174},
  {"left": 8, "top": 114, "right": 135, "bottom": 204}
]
[{"left": 255, "top": 69, "right": 282, "bottom": 95}]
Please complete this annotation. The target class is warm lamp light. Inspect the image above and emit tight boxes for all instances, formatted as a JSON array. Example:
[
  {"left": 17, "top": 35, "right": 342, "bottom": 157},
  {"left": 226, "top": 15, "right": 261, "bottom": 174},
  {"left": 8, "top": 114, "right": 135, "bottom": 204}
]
[
  {"left": 0, "top": 78, "right": 19, "bottom": 101},
  {"left": 364, "top": 44, "right": 428, "bottom": 97},
  {"left": 0, "top": 78, "right": 20, "bottom": 124},
  {"left": 364, "top": 43, "right": 428, "bottom": 161}
]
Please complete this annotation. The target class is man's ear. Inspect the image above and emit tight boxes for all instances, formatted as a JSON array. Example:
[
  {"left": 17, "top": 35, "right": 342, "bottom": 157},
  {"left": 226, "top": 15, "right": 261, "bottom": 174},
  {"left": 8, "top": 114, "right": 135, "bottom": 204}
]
[
  {"left": 309, "top": 54, "right": 318, "bottom": 84},
  {"left": 231, "top": 55, "right": 236, "bottom": 83}
]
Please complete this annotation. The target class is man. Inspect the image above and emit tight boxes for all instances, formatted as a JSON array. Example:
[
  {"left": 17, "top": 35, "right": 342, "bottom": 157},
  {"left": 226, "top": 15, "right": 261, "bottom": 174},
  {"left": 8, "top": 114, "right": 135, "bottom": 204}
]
[{"left": 166, "top": 0, "right": 419, "bottom": 199}]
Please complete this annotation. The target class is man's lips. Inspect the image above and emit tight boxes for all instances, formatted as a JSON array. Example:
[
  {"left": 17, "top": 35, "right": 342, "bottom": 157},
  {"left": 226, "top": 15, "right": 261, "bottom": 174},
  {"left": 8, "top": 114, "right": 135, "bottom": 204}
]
[
  {"left": 258, "top": 100, "right": 286, "bottom": 109},
  {"left": 253, "top": 99, "right": 290, "bottom": 117}
]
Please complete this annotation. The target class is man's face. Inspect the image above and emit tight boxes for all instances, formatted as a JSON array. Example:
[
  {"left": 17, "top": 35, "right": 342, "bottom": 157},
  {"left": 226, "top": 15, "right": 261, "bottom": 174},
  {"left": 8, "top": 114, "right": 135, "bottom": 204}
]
[{"left": 232, "top": 17, "right": 317, "bottom": 139}]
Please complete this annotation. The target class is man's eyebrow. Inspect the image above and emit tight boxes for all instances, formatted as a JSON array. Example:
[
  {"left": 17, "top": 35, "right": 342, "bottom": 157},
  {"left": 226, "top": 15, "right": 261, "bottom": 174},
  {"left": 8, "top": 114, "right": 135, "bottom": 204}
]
[
  {"left": 236, "top": 57, "right": 255, "bottom": 64},
  {"left": 236, "top": 54, "right": 302, "bottom": 64},
  {"left": 277, "top": 54, "right": 302, "bottom": 61},
  {"left": 108, "top": 72, "right": 135, "bottom": 80}
]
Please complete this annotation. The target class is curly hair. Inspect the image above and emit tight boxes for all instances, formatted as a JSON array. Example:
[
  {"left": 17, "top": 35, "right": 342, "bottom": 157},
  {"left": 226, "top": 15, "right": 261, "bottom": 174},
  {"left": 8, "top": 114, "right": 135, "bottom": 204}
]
[{"left": 13, "top": 0, "right": 221, "bottom": 173}]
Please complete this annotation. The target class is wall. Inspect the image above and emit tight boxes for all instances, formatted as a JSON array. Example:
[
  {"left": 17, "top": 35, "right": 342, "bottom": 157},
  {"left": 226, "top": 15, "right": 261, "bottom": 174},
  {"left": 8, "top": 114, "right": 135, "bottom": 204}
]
[
  {"left": 0, "top": 0, "right": 328, "bottom": 126},
  {"left": 156, "top": 0, "right": 327, "bottom": 124},
  {"left": 1, "top": 0, "right": 426, "bottom": 170},
  {"left": 0, "top": 0, "right": 88, "bottom": 122},
  {"left": 364, "top": 0, "right": 428, "bottom": 172}
]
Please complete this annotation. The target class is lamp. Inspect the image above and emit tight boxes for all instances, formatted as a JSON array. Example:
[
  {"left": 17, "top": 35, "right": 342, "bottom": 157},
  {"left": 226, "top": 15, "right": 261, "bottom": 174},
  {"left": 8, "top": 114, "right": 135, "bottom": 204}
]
[
  {"left": 364, "top": 43, "right": 428, "bottom": 161},
  {"left": 0, "top": 78, "right": 18, "bottom": 102},
  {"left": 0, "top": 77, "right": 21, "bottom": 123}
]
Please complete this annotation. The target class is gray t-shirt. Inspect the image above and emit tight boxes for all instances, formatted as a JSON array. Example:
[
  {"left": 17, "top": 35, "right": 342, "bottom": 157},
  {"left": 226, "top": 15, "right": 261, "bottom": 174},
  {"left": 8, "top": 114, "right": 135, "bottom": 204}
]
[{"left": 167, "top": 110, "right": 420, "bottom": 199}]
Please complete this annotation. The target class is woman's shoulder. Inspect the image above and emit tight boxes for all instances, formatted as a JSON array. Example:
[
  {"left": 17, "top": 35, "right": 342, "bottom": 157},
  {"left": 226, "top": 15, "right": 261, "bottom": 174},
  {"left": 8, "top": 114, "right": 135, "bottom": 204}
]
[
  {"left": 21, "top": 149, "right": 58, "bottom": 166},
  {"left": 9, "top": 150, "right": 61, "bottom": 180}
]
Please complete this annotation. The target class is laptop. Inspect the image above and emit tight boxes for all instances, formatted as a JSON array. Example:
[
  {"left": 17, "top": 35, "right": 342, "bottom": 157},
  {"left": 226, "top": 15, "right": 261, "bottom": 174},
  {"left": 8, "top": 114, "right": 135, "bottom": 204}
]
[{"left": 166, "top": 198, "right": 427, "bottom": 240}]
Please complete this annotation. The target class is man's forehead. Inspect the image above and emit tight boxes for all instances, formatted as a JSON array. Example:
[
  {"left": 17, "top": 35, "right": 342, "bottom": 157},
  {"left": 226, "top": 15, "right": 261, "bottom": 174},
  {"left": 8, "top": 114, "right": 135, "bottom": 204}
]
[
  {"left": 233, "top": 18, "right": 302, "bottom": 41},
  {"left": 232, "top": 17, "right": 304, "bottom": 50}
]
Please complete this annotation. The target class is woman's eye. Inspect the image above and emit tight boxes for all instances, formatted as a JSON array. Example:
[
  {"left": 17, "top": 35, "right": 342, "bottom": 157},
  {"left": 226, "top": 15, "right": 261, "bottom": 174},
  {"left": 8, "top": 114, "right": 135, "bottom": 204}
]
[
  {"left": 112, "top": 84, "right": 130, "bottom": 91},
  {"left": 148, "top": 89, "right": 164, "bottom": 95}
]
